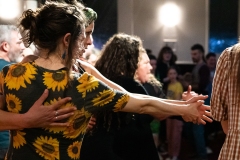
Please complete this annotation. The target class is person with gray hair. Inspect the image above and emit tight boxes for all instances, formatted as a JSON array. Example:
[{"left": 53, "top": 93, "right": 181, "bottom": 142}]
[
  {"left": 0, "top": 25, "right": 25, "bottom": 64},
  {"left": 0, "top": 25, "right": 25, "bottom": 160}
]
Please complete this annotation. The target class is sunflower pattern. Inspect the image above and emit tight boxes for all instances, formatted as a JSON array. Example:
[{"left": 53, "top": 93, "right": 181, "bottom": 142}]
[
  {"left": 44, "top": 99, "right": 75, "bottom": 133},
  {"left": 92, "top": 89, "right": 115, "bottom": 107},
  {"left": 5, "top": 93, "right": 22, "bottom": 113},
  {"left": 113, "top": 94, "right": 130, "bottom": 112},
  {"left": 43, "top": 70, "right": 67, "bottom": 91},
  {"left": 12, "top": 130, "right": 26, "bottom": 149},
  {"left": 67, "top": 141, "right": 81, "bottom": 159},
  {"left": 76, "top": 72, "right": 99, "bottom": 98},
  {"left": 0, "top": 62, "right": 130, "bottom": 159},
  {"left": 33, "top": 136, "right": 59, "bottom": 160},
  {"left": 63, "top": 108, "right": 90, "bottom": 139},
  {"left": 4, "top": 63, "right": 37, "bottom": 90}
]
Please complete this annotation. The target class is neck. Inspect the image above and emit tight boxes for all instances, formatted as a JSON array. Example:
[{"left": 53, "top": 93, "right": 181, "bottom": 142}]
[
  {"left": 0, "top": 51, "right": 10, "bottom": 62},
  {"left": 35, "top": 52, "right": 66, "bottom": 70},
  {"left": 197, "top": 59, "right": 203, "bottom": 64},
  {"left": 170, "top": 79, "right": 177, "bottom": 83}
]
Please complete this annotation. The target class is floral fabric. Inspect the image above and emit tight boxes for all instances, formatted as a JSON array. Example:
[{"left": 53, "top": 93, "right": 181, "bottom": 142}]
[{"left": 0, "top": 61, "right": 129, "bottom": 160}]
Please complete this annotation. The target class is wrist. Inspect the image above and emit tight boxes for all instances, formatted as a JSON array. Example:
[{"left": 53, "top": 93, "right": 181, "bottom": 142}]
[{"left": 20, "top": 113, "right": 31, "bottom": 128}]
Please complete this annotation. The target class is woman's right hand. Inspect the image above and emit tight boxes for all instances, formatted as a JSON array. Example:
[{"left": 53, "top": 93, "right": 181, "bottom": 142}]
[
  {"left": 182, "top": 100, "right": 212, "bottom": 125},
  {"left": 23, "top": 89, "right": 76, "bottom": 128}
]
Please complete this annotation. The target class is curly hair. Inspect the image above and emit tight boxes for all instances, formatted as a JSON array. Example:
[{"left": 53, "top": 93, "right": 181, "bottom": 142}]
[
  {"left": 18, "top": 2, "right": 86, "bottom": 78},
  {"left": 94, "top": 33, "right": 144, "bottom": 130},
  {"left": 157, "top": 46, "right": 176, "bottom": 65},
  {"left": 95, "top": 33, "right": 144, "bottom": 81}
]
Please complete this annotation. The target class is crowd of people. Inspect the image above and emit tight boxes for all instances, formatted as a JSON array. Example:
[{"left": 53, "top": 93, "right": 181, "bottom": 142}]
[{"left": 0, "top": 0, "right": 237, "bottom": 160}]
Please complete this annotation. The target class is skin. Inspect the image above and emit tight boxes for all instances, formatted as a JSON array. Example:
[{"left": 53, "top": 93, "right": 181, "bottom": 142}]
[
  {"left": 14, "top": 22, "right": 212, "bottom": 131},
  {"left": 191, "top": 49, "right": 203, "bottom": 64},
  {"left": 163, "top": 51, "right": 172, "bottom": 63},
  {"left": 8, "top": 31, "right": 25, "bottom": 62},
  {"left": 206, "top": 56, "right": 216, "bottom": 71},
  {"left": 30, "top": 27, "right": 212, "bottom": 123},
  {"left": 0, "top": 90, "right": 76, "bottom": 130},
  {"left": 149, "top": 59, "right": 157, "bottom": 74},
  {"left": 135, "top": 52, "right": 152, "bottom": 83},
  {"left": 0, "top": 31, "right": 25, "bottom": 62}
]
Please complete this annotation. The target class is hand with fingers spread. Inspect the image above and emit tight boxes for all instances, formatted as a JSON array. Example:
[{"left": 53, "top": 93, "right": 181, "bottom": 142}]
[
  {"left": 23, "top": 89, "right": 76, "bottom": 128},
  {"left": 182, "top": 99, "right": 212, "bottom": 125},
  {"left": 182, "top": 85, "right": 198, "bottom": 101},
  {"left": 181, "top": 85, "right": 212, "bottom": 124}
]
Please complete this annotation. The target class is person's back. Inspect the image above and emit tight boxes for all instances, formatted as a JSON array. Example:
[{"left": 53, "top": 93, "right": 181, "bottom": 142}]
[{"left": 0, "top": 3, "right": 131, "bottom": 160}]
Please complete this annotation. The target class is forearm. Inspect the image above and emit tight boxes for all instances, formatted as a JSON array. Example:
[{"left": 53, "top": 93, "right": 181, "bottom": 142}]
[
  {"left": 122, "top": 95, "right": 187, "bottom": 117},
  {"left": 0, "top": 110, "right": 27, "bottom": 130},
  {"left": 80, "top": 60, "right": 127, "bottom": 92},
  {"left": 132, "top": 93, "right": 186, "bottom": 105}
]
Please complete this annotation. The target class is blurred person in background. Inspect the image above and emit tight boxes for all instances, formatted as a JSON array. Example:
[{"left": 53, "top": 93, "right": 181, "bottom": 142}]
[
  {"left": 165, "top": 66, "right": 184, "bottom": 160},
  {"left": 155, "top": 46, "right": 180, "bottom": 155},
  {"left": 183, "top": 44, "right": 210, "bottom": 160},
  {"left": 0, "top": 25, "right": 25, "bottom": 160}
]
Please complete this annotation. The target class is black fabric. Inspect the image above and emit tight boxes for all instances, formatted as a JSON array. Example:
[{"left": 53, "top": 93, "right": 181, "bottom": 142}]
[{"left": 80, "top": 76, "right": 159, "bottom": 160}]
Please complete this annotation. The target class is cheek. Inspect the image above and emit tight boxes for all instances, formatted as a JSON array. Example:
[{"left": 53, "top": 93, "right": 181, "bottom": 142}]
[{"left": 139, "top": 67, "right": 149, "bottom": 82}]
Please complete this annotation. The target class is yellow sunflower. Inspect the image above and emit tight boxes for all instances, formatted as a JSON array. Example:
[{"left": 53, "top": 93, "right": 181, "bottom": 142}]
[
  {"left": 33, "top": 136, "right": 59, "bottom": 160},
  {"left": 63, "top": 108, "right": 88, "bottom": 139},
  {"left": 92, "top": 89, "right": 115, "bottom": 107},
  {"left": 44, "top": 98, "right": 75, "bottom": 133},
  {"left": 6, "top": 94, "right": 22, "bottom": 113},
  {"left": 43, "top": 70, "right": 67, "bottom": 91},
  {"left": 67, "top": 141, "right": 81, "bottom": 160},
  {"left": 12, "top": 130, "right": 26, "bottom": 149},
  {"left": 76, "top": 73, "right": 99, "bottom": 98},
  {"left": 5, "top": 63, "right": 37, "bottom": 90},
  {"left": 113, "top": 94, "right": 130, "bottom": 112},
  {"left": 0, "top": 72, "right": 4, "bottom": 88}
]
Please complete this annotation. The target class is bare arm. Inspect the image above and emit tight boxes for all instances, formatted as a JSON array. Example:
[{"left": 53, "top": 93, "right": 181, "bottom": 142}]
[
  {"left": 78, "top": 59, "right": 128, "bottom": 92},
  {"left": 0, "top": 90, "right": 76, "bottom": 130},
  {"left": 121, "top": 93, "right": 211, "bottom": 125}
]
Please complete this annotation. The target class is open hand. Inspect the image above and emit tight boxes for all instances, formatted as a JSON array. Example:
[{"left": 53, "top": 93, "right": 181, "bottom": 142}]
[
  {"left": 23, "top": 89, "right": 76, "bottom": 128},
  {"left": 182, "top": 100, "right": 212, "bottom": 125}
]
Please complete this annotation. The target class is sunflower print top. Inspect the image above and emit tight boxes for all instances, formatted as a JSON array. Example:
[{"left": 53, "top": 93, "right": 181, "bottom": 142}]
[{"left": 0, "top": 62, "right": 129, "bottom": 160}]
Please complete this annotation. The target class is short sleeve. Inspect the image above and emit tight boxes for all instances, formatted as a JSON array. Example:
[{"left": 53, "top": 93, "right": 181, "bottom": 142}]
[
  {"left": 76, "top": 72, "right": 129, "bottom": 113},
  {"left": 211, "top": 48, "right": 230, "bottom": 121}
]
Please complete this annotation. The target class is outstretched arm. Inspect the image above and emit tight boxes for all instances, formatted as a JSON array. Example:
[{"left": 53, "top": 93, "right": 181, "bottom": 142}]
[
  {"left": 0, "top": 90, "right": 76, "bottom": 130},
  {"left": 121, "top": 93, "right": 211, "bottom": 125},
  {"left": 78, "top": 59, "right": 128, "bottom": 92}
]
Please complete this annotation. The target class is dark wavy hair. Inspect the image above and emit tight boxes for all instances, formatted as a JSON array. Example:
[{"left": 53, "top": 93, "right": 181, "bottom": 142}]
[
  {"left": 94, "top": 33, "right": 144, "bottom": 130},
  {"left": 157, "top": 46, "right": 176, "bottom": 65},
  {"left": 18, "top": 2, "right": 86, "bottom": 77},
  {"left": 95, "top": 33, "right": 143, "bottom": 81}
]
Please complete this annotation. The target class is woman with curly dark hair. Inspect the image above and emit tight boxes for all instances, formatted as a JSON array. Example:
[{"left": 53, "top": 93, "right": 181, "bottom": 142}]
[
  {"left": 81, "top": 33, "right": 211, "bottom": 160},
  {"left": 81, "top": 33, "right": 160, "bottom": 160}
]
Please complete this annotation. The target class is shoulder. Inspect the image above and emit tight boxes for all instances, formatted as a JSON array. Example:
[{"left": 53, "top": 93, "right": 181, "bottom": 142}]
[{"left": 0, "top": 59, "right": 11, "bottom": 70}]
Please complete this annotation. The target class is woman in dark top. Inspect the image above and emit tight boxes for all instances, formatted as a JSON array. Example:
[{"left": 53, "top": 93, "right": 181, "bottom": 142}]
[{"left": 80, "top": 33, "right": 160, "bottom": 160}]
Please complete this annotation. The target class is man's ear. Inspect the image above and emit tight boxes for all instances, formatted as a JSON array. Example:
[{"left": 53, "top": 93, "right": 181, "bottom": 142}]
[
  {"left": 0, "top": 42, "right": 9, "bottom": 52},
  {"left": 63, "top": 33, "right": 71, "bottom": 48}
]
